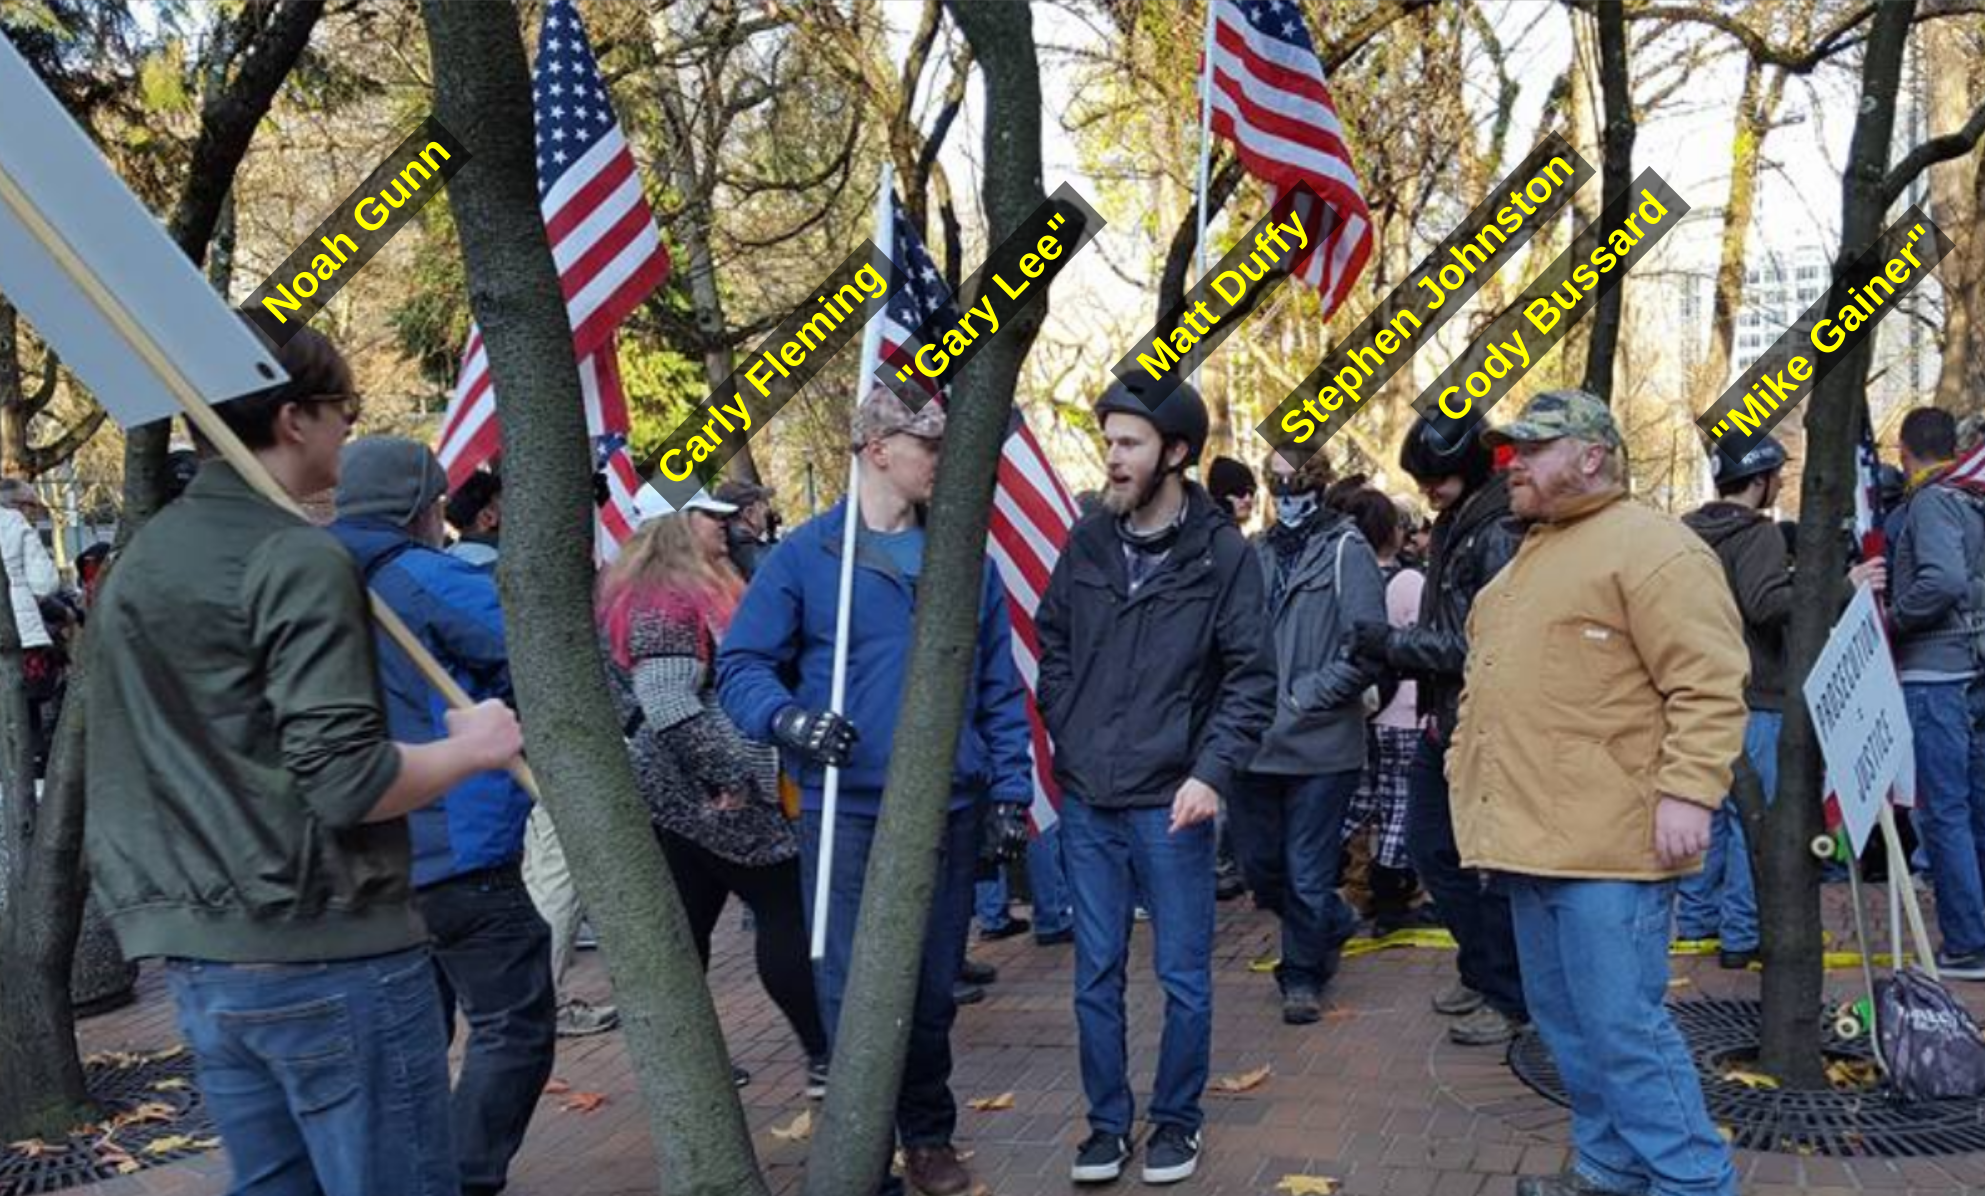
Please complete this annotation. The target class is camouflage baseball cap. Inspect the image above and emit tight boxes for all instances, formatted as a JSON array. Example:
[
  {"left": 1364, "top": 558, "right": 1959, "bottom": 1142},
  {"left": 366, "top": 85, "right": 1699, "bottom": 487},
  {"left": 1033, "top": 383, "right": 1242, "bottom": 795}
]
[
  {"left": 1481, "top": 388, "right": 1621, "bottom": 450},
  {"left": 852, "top": 388, "right": 946, "bottom": 448}
]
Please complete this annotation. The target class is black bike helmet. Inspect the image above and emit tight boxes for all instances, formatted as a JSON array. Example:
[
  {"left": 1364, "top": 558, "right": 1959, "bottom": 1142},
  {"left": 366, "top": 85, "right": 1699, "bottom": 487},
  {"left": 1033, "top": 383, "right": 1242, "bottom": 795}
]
[
  {"left": 1712, "top": 434, "right": 1788, "bottom": 487},
  {"left": 1398, "top": 414, "right": 1493, "bottom": 490},
  {"left": 1094, "top": 378, "right": 1209, "bottom": 471}
]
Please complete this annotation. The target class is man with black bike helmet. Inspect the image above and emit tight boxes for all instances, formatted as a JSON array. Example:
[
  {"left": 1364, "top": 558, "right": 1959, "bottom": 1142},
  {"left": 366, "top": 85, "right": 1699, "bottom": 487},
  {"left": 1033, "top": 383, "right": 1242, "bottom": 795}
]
[{"left": 1350, "top": 415, "right": 1530, "bottom": 1047}]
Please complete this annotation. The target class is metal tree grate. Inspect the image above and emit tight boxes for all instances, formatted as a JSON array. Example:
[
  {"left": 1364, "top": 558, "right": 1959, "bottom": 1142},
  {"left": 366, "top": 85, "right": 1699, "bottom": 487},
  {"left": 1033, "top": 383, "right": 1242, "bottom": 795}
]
[
  {"left": 1508, "top": 997, "right": 1985, "bottom": 1157},
  {"left": 0, "top": 1048, "right": 216, "bottom": 1195}
]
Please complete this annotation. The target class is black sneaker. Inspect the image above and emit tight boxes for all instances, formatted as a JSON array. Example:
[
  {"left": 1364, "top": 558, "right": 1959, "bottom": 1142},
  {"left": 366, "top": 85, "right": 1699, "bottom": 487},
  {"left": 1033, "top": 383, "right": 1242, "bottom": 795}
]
[
  {"left": 959, "top": 957, "right": 999, "bottom": 985},
  {"left": 952, "top": 980, "right": 986, "bottom": 1006},
  {"left": 981, "top": 916, "right": 1032, "bottom": 941},
  {"left": 1937, "top": 950, "right": 1985, "bottom": 981},
  {"left": 1141, "top": 1124, "right": 1201, "bottom": 1184},
  {"left": 1070, "top": 1130, "right": 1131, "bottom": 1183},
  {"left": 1718, "top": 948, "right": 1759, "bottom": 971},
  {"left": 804, "top": 1054, "right": 830, "bottom": 1100},
  {"left": 732, "top": 1064, "right": 751, "bottom": 1088}
]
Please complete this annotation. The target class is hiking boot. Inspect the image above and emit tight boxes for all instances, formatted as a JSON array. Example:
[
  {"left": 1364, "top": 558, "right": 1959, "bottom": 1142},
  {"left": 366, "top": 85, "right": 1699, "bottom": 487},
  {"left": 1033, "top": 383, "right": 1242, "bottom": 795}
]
[
  {"left": 1281, "top": 987, "right": 1322, "bottom": 1025},
  {"left": 805, "top": 1054, "right": 830, "bottom": 1100},
  {"left": 903, "top": 1143, "right": 972, "bottom": 1195},
  {"left": 1431, "top": 981, "right": 1485, "bottom": 1016},
  {"left": 1936, "top": 950, "right": 1985, "bottom": 981},
  {"left": 952, "top": 980, "right": 986, "bottom": 1006},
  {"left": 1718, "top": 948, "right": 1760, "bottom": 971},
  {"left": 1035, "top": 926, "right": 1074, "bottom": 946},
  {"left": 1449, "top": 1005, "right": 1526, "bottom": 1047},
  {"left": 1140, "top": 1124, "right": 1202, "bottom": 1184},
  {"left": 1373, "top": 904, "right": 1443, "bottom": 937},
  {"left": 555, "top": 998, "right": 620, "bottom": 1038},
  {"left": 1515, "top": 1172, "right": 1636, "bottom": 1196},
  {"left": 959, "top": 957, "right": 999, "bottom": 985},
  {"left": 1214, "top": 860, "right": 1247, "bottom": 902},
  {"left": 732, "top": 1064, "right": 751, "bottom": 1088},
  {"left": 1070, "top": 1130, "right": 1132, "bottom": 1183}
]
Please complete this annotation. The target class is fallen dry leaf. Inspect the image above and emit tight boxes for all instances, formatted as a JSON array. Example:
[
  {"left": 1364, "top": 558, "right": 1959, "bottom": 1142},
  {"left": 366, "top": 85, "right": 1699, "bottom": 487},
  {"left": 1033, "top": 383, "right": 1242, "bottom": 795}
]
[
  {"left": 1721, "top": 1068, "right": 1780, "bottom": 1091},
  {"left": 542, "top": 1078, "right": 572, "bottom": 1096},
  {"left": 769, "top": 1110, "right": 813, "bottom": 1142},
  {"left": 561, "top": 1091, "right": 608, "bottom": 1114},
  {"left": 1825, "top": 1058, "right": 1879, "bottom": 1090},
  {"left": 8, "top": 1139, "right": 56, "bottom": 1158},
  {"left": 1275, "top": 1175, "right": 1340, "bottom": 1195},
  {"left": 1211, "top": 1063, "right": 1272, "bottom": 1095},
  {"left": 966, "top": 1092, "right": 1015, "bottom": 1112},
  {"left": 1667, "top": 977, "right": 1693, "bottom": 989},
  {"left": 149, "top": 1078, "right": 191, "bottom": 1093},
  {"left": 145, "top": 1135, "right": 196, "bottom": 1156},
  {"left": 1716, "top": 1125, "right": 1736, "bottom": 1144}
]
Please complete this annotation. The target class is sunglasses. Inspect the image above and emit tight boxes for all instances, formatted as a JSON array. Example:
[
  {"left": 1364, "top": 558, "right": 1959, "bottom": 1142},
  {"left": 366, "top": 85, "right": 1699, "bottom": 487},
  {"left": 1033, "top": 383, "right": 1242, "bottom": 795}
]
[{"left": 297, "top": 392, "right": 364, "bottom": 426}]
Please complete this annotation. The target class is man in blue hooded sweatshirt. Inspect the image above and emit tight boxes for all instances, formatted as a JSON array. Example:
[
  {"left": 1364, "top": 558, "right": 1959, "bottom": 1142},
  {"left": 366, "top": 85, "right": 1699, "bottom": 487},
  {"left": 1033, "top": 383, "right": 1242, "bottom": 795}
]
[{"left": 329, "top": 436, "right": 554, "bottom": 1196}]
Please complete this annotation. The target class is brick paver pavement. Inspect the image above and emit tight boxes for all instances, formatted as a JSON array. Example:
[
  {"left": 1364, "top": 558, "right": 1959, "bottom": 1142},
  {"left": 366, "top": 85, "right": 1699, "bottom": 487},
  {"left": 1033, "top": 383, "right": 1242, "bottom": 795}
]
[{"left": 57, "top": 893, "right": 1985, "bottom": 1196}]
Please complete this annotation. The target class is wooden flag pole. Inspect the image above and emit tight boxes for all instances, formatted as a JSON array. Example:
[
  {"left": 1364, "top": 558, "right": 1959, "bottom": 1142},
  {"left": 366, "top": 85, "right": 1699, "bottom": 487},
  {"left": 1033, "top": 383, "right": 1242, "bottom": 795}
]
[{"left": 0, "top": 159, "right": 541, "bottom": 800}]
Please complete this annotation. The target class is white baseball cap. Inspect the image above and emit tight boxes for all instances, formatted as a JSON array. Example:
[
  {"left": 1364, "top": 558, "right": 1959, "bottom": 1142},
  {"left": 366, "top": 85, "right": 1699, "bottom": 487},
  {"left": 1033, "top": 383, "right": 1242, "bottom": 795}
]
[{"left": 630, "top": 484, "right": 736, "bottom": 524}]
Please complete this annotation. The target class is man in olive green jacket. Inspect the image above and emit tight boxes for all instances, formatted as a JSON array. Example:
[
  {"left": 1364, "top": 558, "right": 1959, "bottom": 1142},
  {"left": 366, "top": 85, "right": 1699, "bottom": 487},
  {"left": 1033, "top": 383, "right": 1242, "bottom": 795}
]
[
  {"left": 86, "top": 323, "right": 521, "bottom": 1196},
  {"left": 1451, "top": 390, "right": 1747, "bottom": 1196}
]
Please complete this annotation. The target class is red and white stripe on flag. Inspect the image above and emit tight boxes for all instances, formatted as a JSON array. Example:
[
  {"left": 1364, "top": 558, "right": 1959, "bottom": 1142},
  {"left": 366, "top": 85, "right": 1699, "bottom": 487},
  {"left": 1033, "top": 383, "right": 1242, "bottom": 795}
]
[
  {"left": 1206, "top": 0, "right": 1372, "bottom": 319},
  {"left": 433, "top": 0, "right": 667, "bottom": 558}
]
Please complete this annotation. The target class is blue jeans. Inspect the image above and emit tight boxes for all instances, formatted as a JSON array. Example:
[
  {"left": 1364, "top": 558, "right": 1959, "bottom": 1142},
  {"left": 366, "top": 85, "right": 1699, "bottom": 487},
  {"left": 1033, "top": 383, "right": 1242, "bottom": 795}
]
[
  {"left": 1228, "top": 770, "right": 1361, "bottom": 993},
  {"left": 1406, "top": 735, "right": 1528, "bottom": 1018},
  {"left": 1061, "top": 798, "right": 1215, "bottom": 1137},
  {"left": 798, "top": 802, "right": 979, "bottom": 1147},
  {"left": 164, "top": 947, "right": 458, "bottom": 1196},
  {"left": 1674, "top": 711, "right": 1777, "bottom": 952},
  {"left": 1905, "top": 680, "right": 1985, "bottom": 956},
  {"left": 973, "top": 821, "right": 1073, "bottom": 938},
  {"left": 1508, "top": 877, "right": 1737, "bottom": 1196},
  {"left": 418, "top": 867, "right": 558, "bottom": 1195}
]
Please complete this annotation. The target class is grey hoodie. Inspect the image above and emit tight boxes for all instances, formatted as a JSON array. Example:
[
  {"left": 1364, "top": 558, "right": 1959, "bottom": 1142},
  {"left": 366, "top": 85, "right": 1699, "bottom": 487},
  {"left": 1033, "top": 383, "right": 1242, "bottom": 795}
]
[
  {"left": 1249, "top": 510, "right": 1387, "bottom": 776},
  {"left": 1890, "top": 482, "right": 1985, "bottom": 682}
]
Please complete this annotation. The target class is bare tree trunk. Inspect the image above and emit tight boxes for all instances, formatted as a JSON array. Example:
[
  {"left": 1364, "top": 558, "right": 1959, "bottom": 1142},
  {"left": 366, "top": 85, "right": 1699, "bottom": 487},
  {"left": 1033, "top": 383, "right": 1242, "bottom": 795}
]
[
  {"left": 802, "top": 2, "right": 1049, "bottom": 1190},
  {"left": 1925, "top": 19, "right": 1982, "bottom": 413},
  {"left": 0, "top": 300, "right": 32, "bottom": 479},
  {"left": 422, "top": 6, "right": 769, "bottom": 1194},
  {"left": 1582, "top": 0, "right": 1634, "bottom": 401},
  {"left": 1701, "top": 61, "right": 1785, "bottom": 401},
  {"left": 0, "top": 547, "right": 90, "bottom": 1140},
  {"left": 1761, "top": 0, "right": 1916, "bottom": 1088},
  {"left": 121, "top": 0, "right": 323, "bottom": 544}
]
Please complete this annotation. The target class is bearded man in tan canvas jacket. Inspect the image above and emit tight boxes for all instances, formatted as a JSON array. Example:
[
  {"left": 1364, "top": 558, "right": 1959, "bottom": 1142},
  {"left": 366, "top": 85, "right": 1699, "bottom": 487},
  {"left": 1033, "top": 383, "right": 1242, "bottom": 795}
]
[{"left": 1450, "top": 389, "right": 1748, "bottom": 1196}]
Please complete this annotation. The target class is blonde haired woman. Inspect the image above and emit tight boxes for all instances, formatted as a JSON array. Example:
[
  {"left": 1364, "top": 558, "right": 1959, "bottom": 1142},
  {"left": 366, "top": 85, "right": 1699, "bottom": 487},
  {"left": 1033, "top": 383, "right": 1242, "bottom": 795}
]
[{"left": 598, "top": 502, "right": 829, "bottom": 1096}]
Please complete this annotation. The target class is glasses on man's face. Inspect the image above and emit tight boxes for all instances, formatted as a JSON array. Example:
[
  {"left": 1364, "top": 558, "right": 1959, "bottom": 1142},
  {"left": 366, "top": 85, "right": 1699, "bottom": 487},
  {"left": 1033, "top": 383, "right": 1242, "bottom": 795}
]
[{"left": 298, "top": 393, "right": 363, "bottom": 427}]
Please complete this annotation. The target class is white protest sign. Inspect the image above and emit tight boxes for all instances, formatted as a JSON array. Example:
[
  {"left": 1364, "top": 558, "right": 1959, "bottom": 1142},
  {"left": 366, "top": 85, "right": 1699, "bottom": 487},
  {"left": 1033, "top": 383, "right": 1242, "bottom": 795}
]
[
  {"left": 0, "top": 36, "right": 285, "bottom": 429},
  {"left": 1804, "top": 583, "right": 1913, "bottom": 854}
]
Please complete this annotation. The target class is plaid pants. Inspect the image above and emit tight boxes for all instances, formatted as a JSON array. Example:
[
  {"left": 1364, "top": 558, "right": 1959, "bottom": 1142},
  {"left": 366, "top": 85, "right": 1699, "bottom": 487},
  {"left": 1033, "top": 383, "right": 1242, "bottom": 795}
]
[{"left": 1345, "top": 724, "right": 1416, "bottom": 871}]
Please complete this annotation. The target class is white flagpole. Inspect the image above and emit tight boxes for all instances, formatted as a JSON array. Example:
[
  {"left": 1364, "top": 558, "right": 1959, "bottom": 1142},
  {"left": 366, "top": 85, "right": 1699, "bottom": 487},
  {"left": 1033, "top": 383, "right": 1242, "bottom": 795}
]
[
  {"left": 812, "top": 164, "right": 893, "bottom": 961},
  {"left": 1193, "top": 2, "right": 1218, "bottom": 289}
]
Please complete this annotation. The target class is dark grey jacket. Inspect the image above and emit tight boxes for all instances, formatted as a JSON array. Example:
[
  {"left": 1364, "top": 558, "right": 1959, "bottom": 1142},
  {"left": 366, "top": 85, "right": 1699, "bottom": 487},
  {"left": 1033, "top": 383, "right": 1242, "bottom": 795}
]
[
  {"left": 1890, "top": 482, "right": 1985, "bottom": 681},
  {"left": 1250, "top": 511, "right": 1387, "bottom": 775},
  {"left": 1037, "top": 484, "right": 1275, "bottom": 806}
]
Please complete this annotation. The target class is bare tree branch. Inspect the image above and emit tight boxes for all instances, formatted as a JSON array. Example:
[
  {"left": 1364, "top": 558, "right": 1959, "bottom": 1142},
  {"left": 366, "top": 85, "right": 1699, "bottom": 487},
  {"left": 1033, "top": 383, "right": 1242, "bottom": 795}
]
[{"left": 1883, "top": 98, "right": 1985, "bottom": 205}]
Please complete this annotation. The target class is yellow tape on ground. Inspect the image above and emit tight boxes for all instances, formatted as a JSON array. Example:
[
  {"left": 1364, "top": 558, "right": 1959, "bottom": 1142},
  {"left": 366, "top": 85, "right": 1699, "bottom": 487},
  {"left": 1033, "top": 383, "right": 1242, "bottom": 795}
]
[{"left": 1340, "top": 928, "right": 1457, "bottom": 957}]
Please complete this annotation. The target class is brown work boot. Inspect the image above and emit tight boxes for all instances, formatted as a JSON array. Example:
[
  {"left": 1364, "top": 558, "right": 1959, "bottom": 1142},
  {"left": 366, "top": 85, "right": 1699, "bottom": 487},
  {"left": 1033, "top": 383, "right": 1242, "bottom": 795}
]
[{"left": 904, "top": 1143, "right": 973, "bottom": 1195}]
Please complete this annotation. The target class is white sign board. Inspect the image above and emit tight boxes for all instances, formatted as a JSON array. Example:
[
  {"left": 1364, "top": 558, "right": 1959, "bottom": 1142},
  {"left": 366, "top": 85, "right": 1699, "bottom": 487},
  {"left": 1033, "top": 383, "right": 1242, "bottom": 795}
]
[
  {"left": 1803, "top": 584, "right": 1913, "bottom": 854},
  {"left": 0, "top": 36, "right": 285, "bottom": 429}
]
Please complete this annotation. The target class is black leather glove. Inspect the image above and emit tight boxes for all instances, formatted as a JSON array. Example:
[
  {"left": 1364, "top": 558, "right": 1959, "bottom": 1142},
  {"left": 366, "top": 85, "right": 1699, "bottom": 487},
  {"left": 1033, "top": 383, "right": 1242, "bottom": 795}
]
[
  {"left": 980, "top": 801, "right": 1031, "bottom": 866},
  {"left": 1349, "top": 620, "right": 1392, "bottom": 663},
  {"left": 772, "top": 706, "right": 859, "bottom": 768}
]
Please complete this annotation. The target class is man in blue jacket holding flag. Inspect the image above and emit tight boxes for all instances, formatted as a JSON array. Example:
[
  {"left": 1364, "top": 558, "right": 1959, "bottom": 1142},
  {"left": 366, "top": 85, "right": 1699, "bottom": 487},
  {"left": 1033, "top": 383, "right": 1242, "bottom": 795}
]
[
  {"left": 329, "top": 436, "right": 555, "bottom": 1196},
  {"left": 718, "top": 391, "right": 1035, "bottom": 1196}
]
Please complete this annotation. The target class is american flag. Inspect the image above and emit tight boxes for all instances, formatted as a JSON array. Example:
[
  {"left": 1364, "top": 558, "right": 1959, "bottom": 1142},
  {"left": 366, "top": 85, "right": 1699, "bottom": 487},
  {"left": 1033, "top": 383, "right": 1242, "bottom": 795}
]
[
  {"left": 1205, "top": 0, "right": 1371, "bottom": 317},
  {"left": 434, "top": 0, "right": 668, "bottom": 560},
  {"left": 1946, "top": 435, "right": 1985, "bottom": 495},
  {"left": 876, "top": 191, "right": 1081, "bottom": 831}
]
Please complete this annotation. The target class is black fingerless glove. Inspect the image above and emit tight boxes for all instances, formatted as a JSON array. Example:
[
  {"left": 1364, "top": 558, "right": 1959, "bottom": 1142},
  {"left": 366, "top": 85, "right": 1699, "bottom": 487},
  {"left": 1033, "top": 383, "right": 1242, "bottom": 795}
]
[
  {"left": 772, "top": 706, "right": 859, "bottom": 768},
  {"left": 980, "top": 801, "right": 1031, "bottom": 866}
]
